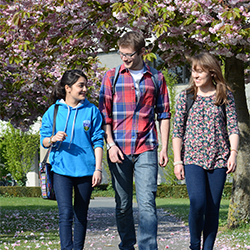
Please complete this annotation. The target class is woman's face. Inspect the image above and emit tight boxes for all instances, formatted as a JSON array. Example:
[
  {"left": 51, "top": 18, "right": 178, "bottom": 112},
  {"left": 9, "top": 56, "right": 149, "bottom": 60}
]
[
  {"left": 191, "top": 65, "right": 213, "bottom": 89},
  {"left": 66, "top": 76, "right": 87, "bottom": 104}
]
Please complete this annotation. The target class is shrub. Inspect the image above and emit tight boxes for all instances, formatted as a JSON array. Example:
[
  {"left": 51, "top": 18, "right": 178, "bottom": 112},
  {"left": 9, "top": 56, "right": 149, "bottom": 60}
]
[{"left": 0, "top": 184, "right": 232, "bottom": 199}]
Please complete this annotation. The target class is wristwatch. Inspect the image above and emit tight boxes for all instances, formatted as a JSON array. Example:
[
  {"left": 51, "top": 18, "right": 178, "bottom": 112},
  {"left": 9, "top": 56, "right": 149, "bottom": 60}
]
[
  {"left": 107, "top": 142, "right": 116, "bottom": 150},
  {"left": 48, "top": 136, "right": 54, "bottom": 145}
]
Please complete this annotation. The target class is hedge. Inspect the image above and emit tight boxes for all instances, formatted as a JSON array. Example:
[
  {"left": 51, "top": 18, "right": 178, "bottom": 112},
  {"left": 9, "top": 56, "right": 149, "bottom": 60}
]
[
  {"left": 0, "top": 184, "right": 233, "bottom": 199},
  {"left": 0, "top": 186, "right": 41, "bottom": 197},
  {"left": 156, "top": 184, "right": 233, "bottom": 199}
]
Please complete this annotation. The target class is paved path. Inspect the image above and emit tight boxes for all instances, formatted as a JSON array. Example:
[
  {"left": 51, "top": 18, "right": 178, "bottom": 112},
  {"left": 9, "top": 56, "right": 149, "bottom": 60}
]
[{"left": 84, "top": 197, "right": 234, "bottom": 250}]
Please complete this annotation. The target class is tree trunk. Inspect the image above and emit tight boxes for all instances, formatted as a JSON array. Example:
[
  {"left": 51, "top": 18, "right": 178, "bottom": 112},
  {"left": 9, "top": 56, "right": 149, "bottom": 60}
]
[{"left": 225, "top": 56, "right": 250, "bottom": 228}]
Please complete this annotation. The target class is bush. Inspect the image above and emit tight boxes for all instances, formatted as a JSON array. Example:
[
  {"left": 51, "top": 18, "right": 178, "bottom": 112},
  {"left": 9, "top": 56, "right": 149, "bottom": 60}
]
[
  {"left": 0, "top": 183, "right": 233, "bottom": 199},
  {"left": 0, "top": 186, "right": 41, "bottom": 197},
  {"left": 157, "top": 184, "right": 188, "bottom": 198},
  {"left": 0, "top": 123, "right": 40, "bottom": 186}
]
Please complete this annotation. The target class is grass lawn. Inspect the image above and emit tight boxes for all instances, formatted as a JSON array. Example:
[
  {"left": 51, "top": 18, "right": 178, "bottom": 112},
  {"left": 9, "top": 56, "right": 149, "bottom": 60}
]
[
  {"left": 0, "top": 197, "right": 249, "bottom": 249},
  {"left": 156, "top": 198, "right": 230, "bottom": 226},
  {"left": 156, "top": 198, "right": 250, "bottom": 249},
  {"left": 1, "top": 197, "right": 59, "bottom": 250}
]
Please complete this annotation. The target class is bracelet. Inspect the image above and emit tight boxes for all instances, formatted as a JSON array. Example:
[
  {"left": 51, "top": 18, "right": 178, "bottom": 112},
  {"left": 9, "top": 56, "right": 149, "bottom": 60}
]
[
  {"left": 95, "top": 169, "right": 102, "bottom": 173},
  {"left": 107, "top": 142, "right": 116, "bottom": 150},
  {"left": 231, "top": 149, "right": 238, "bottom": 154},
  {"left": 48, "top": 136, "right": 54, "bottom": 145},
  {"left": 174, "top": 161, "right": 183, "bottom": 166}
]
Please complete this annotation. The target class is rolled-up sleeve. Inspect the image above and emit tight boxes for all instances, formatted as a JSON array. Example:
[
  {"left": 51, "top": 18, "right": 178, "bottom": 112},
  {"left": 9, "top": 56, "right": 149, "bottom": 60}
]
[
  {"left": 91, "top": 107, "right": 105, "bottom": 149},
  {"left": 99, "top": 71, "right": 114, "bottom": 125},
  {"left": 156, "top": 73, "right": 171, "bottom": 120}
]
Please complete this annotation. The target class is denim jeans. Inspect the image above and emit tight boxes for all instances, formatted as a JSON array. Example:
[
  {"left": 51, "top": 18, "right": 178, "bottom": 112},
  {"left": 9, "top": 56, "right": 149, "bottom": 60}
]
[
  {"left": 53, "top": 173, "right": 92, "bottom": 250},
  {"left": 184, "top": 165, "right": 227, "bottom": 250},
  {"left": 109, "top": 149, "right": 158, "bottom": 250}
]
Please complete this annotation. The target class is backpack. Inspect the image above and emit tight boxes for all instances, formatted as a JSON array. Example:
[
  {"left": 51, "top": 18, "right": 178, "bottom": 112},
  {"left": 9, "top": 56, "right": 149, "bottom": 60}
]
[
  {"left": 184, "top": 90, "right": 226, "bottom": 126},
  {"left": 112, "top": 65, "right": 159, "bottom": 96}
]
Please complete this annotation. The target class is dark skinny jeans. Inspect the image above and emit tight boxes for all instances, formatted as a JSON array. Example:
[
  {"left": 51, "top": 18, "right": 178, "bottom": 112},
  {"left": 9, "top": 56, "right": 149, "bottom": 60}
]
[
  {"left": 184, "top": 164, "right": 227, "bottom": 250},
  {"left": 53, "top": 173, "right": 92, "bottom": 250}
]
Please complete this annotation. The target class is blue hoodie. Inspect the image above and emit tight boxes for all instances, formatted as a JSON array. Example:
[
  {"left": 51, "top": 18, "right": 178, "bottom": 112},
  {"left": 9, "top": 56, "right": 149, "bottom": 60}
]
[{"left": 40, "top": 99, "right": 104, "bottom": 177}]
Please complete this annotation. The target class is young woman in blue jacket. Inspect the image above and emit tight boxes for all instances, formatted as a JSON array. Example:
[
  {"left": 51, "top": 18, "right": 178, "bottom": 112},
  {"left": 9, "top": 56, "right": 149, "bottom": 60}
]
[{"left": 40, "top": 69, "right": 104, "bottom": 250}]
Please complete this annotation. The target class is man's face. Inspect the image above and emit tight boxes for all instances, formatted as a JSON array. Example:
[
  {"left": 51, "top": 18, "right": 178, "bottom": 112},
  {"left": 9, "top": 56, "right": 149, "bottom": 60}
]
[{"left": 118, "top": 46, "right": 144, "bottom": 70}]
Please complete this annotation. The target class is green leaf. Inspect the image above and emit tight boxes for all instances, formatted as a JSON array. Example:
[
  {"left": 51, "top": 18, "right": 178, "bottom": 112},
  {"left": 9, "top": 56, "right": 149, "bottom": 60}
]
[
  {"left": 183, "top": 17, "right": 194, "bottom": 26},
  {"left": 225, "top": 25, "right": 231, "bottom": 33},
  {"left": 14, "top": 56, "right": 22, "bottom": 64},
  {"left": 12, "top": 12, "right": 20, "bottom": 26},
  {"left": 23, "top": 43, "right": 27, "bottom": 51},
  {"left": 9, "top": 56, "right": 14, "bottom": 64},
  {"left": 124, "top": 3, "right": 131, "bottom": 13}
]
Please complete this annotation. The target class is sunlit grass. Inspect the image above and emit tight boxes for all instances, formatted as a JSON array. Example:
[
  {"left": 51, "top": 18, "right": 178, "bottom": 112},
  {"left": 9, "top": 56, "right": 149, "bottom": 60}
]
[
  {"left": 0, "top": 197, "right": 60, "bottom": 249},
  {"left": 156, "top": 198, "right": 250, "bottom": 249}
]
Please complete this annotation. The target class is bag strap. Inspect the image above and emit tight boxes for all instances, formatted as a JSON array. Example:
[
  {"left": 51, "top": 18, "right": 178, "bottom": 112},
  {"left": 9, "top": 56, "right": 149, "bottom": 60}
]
[
  {"left": 112, "top": 65, "right": 121, "bottom": 95},
  {"left": 184, "top": 90, "right": 195, "bottom": 127},
  {"left": 148, "top": 66, "right": 159, "bottom": 96},
  {"left": 42, "top": 104, "right": 59, "bottom": 164}
]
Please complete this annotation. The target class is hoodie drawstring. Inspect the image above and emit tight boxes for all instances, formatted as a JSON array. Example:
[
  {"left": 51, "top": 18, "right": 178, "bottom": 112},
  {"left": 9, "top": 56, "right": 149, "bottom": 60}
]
[{"left": 69, "top": 109, "right": 78, "bottom": 149}]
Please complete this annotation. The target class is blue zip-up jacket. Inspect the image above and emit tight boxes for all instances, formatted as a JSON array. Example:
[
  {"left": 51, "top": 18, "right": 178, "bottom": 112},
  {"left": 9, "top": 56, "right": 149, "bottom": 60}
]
[{"left": 40, "top": 99, "right": 104, "bottom": 177}]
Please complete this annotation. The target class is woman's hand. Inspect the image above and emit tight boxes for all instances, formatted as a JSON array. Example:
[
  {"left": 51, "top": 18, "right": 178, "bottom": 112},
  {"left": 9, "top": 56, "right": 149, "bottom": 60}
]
[
  {"left": 174, "top": 164, "right": 185, "bottom": 180},
  {"left": 227, "top": 151, "right": 237, "bottom": 174},
  {"left": 52, "top": 131, "right": 67, "bottom": 143},
  {"left": 92, "top": 170, "right": 102, "bottom": 187},
  {"left": 43, "top": 131, "right": 67, "bottom": 147}
]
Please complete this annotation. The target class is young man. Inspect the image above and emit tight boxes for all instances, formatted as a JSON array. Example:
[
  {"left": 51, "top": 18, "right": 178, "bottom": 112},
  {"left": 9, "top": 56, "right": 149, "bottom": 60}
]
[{"left": 99, "top": 31, "right": 171, "bottom": 250}]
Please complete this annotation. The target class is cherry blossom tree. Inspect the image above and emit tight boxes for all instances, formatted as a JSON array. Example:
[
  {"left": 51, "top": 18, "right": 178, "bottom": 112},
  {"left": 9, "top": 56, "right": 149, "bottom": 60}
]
[
  {"left": 0, "top": 0, "right": 112, "bottom": 130},
  {"left": 110, "top": 0, "right": 250, "bottom": 228},
  {"left": 1, "top": 0, "right": 249, "bottom": 227}
]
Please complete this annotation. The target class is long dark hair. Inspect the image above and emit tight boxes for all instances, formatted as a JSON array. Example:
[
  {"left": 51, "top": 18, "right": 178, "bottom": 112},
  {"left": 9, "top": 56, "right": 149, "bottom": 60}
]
[
  {"left": 186, "top": 52, "right": 232, "bottom": 105},
  {"left": 50, "top": 69, "right": 88, "bottom": 104}
]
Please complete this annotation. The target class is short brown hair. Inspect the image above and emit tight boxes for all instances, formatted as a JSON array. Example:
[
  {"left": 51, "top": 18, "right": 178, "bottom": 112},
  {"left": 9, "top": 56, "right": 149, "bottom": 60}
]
[{"left": 118, "top": 31, "right": 145, "bottom": 54}]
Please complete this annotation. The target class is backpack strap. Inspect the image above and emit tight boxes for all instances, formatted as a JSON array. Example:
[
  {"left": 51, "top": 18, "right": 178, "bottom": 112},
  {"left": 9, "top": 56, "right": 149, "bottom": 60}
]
[
  {"left": 112, "top": 65, "right": 121, "bottom": 95},
  {"left": 148, "top": 66, "right": 159, "bottom": 96},
  {"left": 112, "top": 64, "right": 159, "bottom": 96},
  {"left": 184, "top": 91, "right": 195, "bottom": 127}
]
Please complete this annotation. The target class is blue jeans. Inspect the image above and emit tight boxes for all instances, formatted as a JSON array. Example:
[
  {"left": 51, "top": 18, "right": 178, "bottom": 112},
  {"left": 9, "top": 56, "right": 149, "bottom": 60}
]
[
  {"left": 184, "top": 165, "right": 227, "bottom": 250},
  {"left": 53, "top": 173, "right": 92, "bottom": 250},
  {"left": 109, "top": 149, "right": 158, "bottom": 250}
]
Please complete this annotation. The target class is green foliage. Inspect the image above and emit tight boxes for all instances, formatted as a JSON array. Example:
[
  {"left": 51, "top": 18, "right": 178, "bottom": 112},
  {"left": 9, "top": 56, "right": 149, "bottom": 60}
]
[
  {"left": 0, "top": 186, "right": 41, "bottom": 197},
  {"left": 157, "top": 184, "right": 188, "bottom": 198},
  {"left": 0, "top": 183, "right": 233, "bottom": 199},
  {"left": 160, "top": 68, "right": 178, "bottom": 184},
  {"left": 0, "top": 123, "right": 40, "bottom": 185},
  {"left": 102, "top": 142, "right": 111, "bottom": 184}
]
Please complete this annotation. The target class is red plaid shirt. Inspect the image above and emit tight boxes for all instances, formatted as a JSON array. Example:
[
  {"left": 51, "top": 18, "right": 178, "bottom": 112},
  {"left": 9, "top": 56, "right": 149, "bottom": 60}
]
[{"left": 99, "top": 63, "right": 171, "bottom": 155}]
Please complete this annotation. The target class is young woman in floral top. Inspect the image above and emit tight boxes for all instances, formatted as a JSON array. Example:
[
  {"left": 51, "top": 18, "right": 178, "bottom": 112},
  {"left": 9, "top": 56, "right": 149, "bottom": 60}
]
[{"left": 172, "top": 52, "right": 239, "bottom": 250}]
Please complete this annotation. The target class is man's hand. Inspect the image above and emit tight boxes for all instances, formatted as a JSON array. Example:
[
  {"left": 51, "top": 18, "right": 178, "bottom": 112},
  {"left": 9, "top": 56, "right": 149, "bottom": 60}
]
[
  {"left": 108, "top": 146, "right": 124, "bottom": 163},
  {"left": 159, "top": 150, "right": 169, "bottom": 167}
]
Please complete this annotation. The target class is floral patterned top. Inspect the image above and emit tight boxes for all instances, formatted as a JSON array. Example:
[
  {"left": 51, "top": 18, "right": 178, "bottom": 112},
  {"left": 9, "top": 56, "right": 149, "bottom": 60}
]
[{"left": 172, "top": 90, "right": 239, "bottom": 170}]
